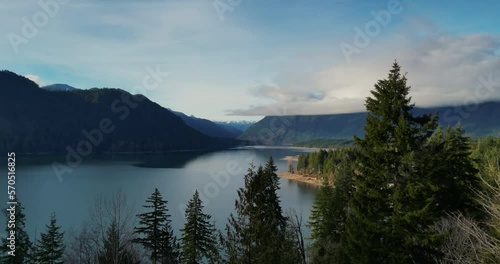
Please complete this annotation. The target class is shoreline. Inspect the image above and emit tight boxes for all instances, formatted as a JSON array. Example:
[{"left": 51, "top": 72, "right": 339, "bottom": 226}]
[{"left": 278, "top": 172, "right": 322, "bottom": 186}]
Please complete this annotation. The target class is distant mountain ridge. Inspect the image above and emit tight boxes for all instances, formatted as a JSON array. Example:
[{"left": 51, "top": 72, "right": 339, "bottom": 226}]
[
  {"left": 42, "top": 84, "right": 243, "bottom": 140},
  {"left": 173, "top": 111, "right": 242, "bottom": 138},
  {"left": 239, "top": 102, "right": 500, "bottom": 145},
  {"left": 42, "top": 83, "right": 78, "bottom": 91},
  {"left": 213, "top": 120, "right": 256, "bottom": 132},
  {"left": 0, "top": 70, "right": 239, "bottom": 154}
]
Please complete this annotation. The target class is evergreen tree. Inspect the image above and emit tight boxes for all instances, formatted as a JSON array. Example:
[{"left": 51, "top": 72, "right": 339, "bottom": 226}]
[
  {"left": 343, "top": 62, "right": 438, "bottom": 263},
  {"left": 255, "top": 157, "right": 287, "bottom": 263},
  {"left": 308, "top": 177, "right": 337, "bottom": 263},
  {"left": 98, "top": 220, "right": 139, "bottom": 264},
  {"left": 309, "top": 150, "right": 354, "bottom": 264},
  {"left": 438, "top": 126, "right": 480, "bottom": 214},
  {"left": 296, "top": 154, "right": 305, "bottom": 174},
  {"left": 0, "top": 199, "right": 35, "bottom": 264},
  {"left": 222, "top": 158, "right": 302, "bottom": 264},
  {"left": 159, "top": 224, "right": 181, "bottom": 264},
  {"left": 36, "top": 213, "right": 65, "bottom": 264},
  {"left": 180, "top": 190, "right": 219, "bottom": 264},
  {"left": 134, "top": 188, "right": 179, "bottom": 264},
  {"left": 222, "top": 163, "right": 259, "bottom": 263}
]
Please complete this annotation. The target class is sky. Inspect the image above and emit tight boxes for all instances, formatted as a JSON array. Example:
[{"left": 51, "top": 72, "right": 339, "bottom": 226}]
[{"left": 1, "top": 0, "right": 500, "bottom": 121}]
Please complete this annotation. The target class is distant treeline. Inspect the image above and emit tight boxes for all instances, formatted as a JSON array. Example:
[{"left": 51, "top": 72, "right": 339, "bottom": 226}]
[
  {"left": 293, "top": 138, "right": 354, "bottom": 148},
  {"left": 296, "top": 147, "right": 357, "bottom": 177}
]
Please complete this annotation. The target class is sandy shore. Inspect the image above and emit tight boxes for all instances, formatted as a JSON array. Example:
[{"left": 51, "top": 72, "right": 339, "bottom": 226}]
[
  {"left": 282, "top": 155, "right": 300, "bottom": 161},
  {"left": 278, "top": 172, "right": 322, "bottom": 186}
]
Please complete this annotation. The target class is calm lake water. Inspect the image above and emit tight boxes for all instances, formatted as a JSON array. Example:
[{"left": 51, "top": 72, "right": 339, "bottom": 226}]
[{"left": 1, "top": 147, "right": 319, "bottom": 242}]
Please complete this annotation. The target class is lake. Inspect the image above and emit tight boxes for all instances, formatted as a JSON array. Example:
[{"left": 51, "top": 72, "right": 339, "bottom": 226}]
[{"left": 1, "top": 147, "right": 319, "bottom": 243}]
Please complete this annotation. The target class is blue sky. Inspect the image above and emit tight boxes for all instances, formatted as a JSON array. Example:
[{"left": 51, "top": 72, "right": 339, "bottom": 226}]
[{"left": 1, "top": 0, "right": 500, "bottom": 120}]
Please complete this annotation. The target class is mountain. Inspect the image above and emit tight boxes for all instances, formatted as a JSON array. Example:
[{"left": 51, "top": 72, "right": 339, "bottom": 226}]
[
  {"left": 213, "top": 123, "right": 244, "bottom": 137},
  {"left": 42, "top": 83, "right": 78, "bottom": 91},
  {"left": 0, "top": 70, "right": 239, "bottom": 154},
  {"left": 239, "top": 102, "right": 500, "bottom": 145},
  {"left": 173, "top": 112, "right": 242, "bottom": 138},
  {"left": 213, "top": 121, "right": 256, "bottom": 132}
]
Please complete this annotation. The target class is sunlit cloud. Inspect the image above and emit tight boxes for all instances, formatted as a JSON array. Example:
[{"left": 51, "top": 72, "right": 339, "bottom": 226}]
[
  {"left": 228, "top": 32, "right": 500, "bottom": 116},
  {"left": 24, "top": 74, "right": 44, "bottom": 86}
]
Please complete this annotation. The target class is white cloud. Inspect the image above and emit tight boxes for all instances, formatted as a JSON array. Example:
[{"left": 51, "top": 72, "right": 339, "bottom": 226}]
[
  {"left": 2, "top": 1, "right": 500, "bottom": 120},
  {"left": 24, "top": 74, "right": 44, "bottom": 86},
  {"left": 228, "top": 32, "right": 500, "bottom": 116}
]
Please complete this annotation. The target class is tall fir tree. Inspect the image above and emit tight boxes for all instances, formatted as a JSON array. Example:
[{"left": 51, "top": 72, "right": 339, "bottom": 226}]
[
  {"left": 222, "top": 163, "right": 259, "bottom": 263},
  {"left": 180, "top": 190, "right": 219, "bottom": 264},
  {"left": 36, "top": 213, "right": 65, "bottom": 264},
  {"left": 343, "top": 62, "right": 438, "bottom": 263},
  {"left": 339, "top": 62, "right": 483, "bottom": 263},
  {"left": 308, "top": 149, "right": 355, "bottom": 264},
  {"left": 134, "top": 188, "right": 180, "bottom": 264},
  {"left": 98, "top": 220, "right": 139, "bottom": 264},
  {"left": 222, "top": 158, "right": 303, "bottom": 264},
  {"left": 1, "top": 199, "right": 35, "bottom": 264},
  {"left": 255, "top": 157, "right": 287, "bottom": 263},
  {"left": 308, "top": 176, "right": 337, "bottom": 263},
  {"left": 437, "top": 126, "right": 480, "bottom": 215}
]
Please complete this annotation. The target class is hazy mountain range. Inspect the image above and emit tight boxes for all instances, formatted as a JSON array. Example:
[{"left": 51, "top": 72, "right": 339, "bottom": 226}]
[
  {"left": 172, "top": 111, "right": 243, "bottom": 139},
  {"left": 0, "top": 70, "right": 241, "bottom": 154},
  {"left": 1, "top": 70, "right": 498, "bottom": 153},
  {"left": 238, "top": 102, "right": 500, "bottom": 145},
  {"left": 213, "top": 121, "right": 256, "bottom": 132}
]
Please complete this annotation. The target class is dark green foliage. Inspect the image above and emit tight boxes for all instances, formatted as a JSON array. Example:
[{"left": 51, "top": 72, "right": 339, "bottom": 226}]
[
  {"left": 427, "top": 126, "right": 481, "bottom": 215},
  {"left": 338, "top": 62, "right": 482, "bottom": 263},
  {"left": 180, "top": 190, "right": 219, "bottom": 264},
  {"left": 297, "top": 148, "right": 356, "bottom": 178},
  {"left": 221, "top": 158, "right": 304, "bottom": 264},
  {"left": 98, "top": 221, "right": 140, "bottom": 264},
  {"left": 471, "top": 136, "right": 500, "bottom": 185},
  {"left": 134, "top": 188, "right": 180, "bottom": 264},
  {"left": 1, "top": 199, "right": 35, "bottom": 264},
  {"left": 36, "top": 213, "right": 65, "bottom": 264},
  {"left": 343, "top": 62, "right": 439, "bottom": 263},
  {"left": 470, "top": 137, "right": 500, "bottom": 241},
  {"left": 308, "top": 149, "right": 356, "bottom": 264},
  {"left": 0, "top": 70, "right": 239, "bottom": 154}
]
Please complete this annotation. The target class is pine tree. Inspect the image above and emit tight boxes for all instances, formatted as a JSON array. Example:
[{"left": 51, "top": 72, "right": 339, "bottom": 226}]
[
  {"left": 36, "top": 213, "right": 65, "bottom": 264},
  {"left": 159, "top": 224, "right": 181, "bottom": 264},
  {"left": 180, "top": 190, "right": 219, "bottom": 264},
  {"left": 343, "top": 62, "right": 438, "bottom": 263},
  {"left": 98, "top": 221, "right": 139, "bottom": 264},
  {"left": 308, "top": 177, "right": 337, "bottom": 263},
  {"left": 256, "top": 157, "right": 287, "bottom": 263},
  {"left": 134, "top": 188, "right": 179, "bottom": 264},
  {"left": 309, "top": 149, "right": 354, "bottom": 264},
  {"left": 438, "top": 126, "right": 480, "bottom": 214},
  {"left": 221, "top": 164, "right": 258, "bottom": 263},
  {"left": 0, "top": 199, "right": 35, "bottom": 264},
  {"left": 222, "top": 158, "right": 302, "bottom": 264}
]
